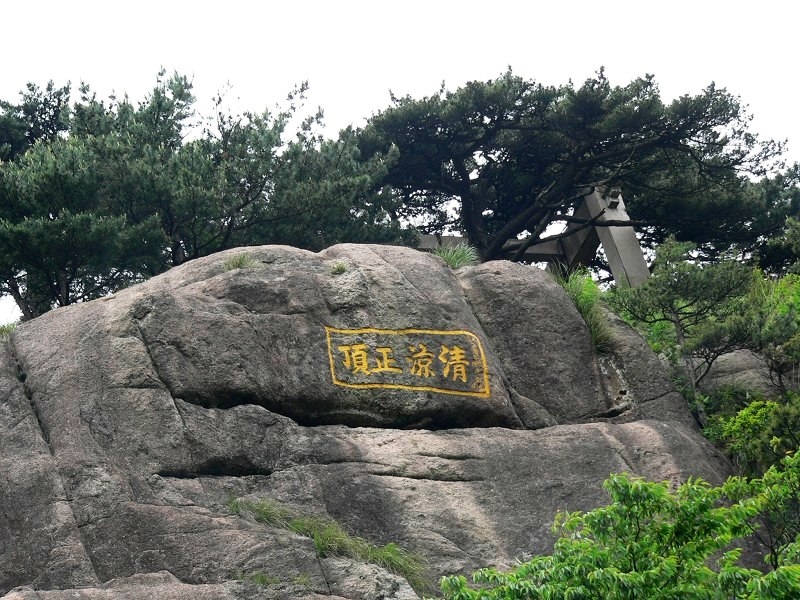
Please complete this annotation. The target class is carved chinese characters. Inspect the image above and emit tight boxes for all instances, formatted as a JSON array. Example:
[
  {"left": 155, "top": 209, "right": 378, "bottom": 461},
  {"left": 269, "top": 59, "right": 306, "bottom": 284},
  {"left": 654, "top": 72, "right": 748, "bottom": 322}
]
[{"left": 325, "top": 327, "right": 490, "bottom": 397}]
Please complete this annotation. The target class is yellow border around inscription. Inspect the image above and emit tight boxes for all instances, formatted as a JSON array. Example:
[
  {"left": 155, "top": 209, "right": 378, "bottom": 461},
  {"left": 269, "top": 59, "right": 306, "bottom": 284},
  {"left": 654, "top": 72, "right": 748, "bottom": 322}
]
[{"left": 324, "top": 326, "right": 491, "bottom": 397}]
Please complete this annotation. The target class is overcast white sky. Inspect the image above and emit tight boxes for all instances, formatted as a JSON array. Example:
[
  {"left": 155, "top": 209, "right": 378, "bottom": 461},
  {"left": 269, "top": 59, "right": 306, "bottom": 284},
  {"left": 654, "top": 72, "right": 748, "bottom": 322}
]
[{"left": 1, "top": 0, "right": 798, "bottom": 323}]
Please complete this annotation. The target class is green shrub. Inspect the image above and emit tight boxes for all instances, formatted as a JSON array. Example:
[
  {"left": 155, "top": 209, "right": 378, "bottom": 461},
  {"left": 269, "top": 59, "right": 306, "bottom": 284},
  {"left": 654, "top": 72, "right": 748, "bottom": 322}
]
[
  {"left": 705, "top": 392, "right": 800, "bottom": 475},
  {"left": 223, "top": 252, "right": 257, "bottom": 271},
  {"left": 433, "top": 244, "right": 480, "bottom": 269},
  {"left": 748, "top": 275, "right": 800, "bottom": 393},
  {"left": 440, "top": 457, "right": 800, "bottom": 599},
  {"left": 696, "top": 384, "right": 757, "bottom": 421},
  {"left": 609, "top": 238, "right": 753, "bottom": 392},
  {"left": 554, "top": 269, "right": 615, "bottom": 354},
  {"left": 639, "top": 318, "right": 681, "bottom": 366},
  {"left": 723, "top": 453, "right": 800, "bottom": 570},
  {"left": 229, "top": 498, "right": 430, "bottom": 593}
]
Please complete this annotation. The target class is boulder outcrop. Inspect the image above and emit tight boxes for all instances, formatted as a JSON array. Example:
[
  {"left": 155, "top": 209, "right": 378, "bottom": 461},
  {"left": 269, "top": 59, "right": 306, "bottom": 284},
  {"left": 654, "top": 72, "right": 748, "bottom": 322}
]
[{"left": 1, "top": 244, "right": 732, "bottom": 599}]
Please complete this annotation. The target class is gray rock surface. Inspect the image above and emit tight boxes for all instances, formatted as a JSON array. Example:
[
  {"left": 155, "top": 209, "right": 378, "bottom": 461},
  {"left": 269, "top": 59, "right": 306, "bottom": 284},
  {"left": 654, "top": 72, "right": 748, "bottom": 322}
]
[
  {"left": 132, "top": 245, "right": 520, "bottom": 429},
  {"left": 699, "top": 349, "right": 777, "bottom": 398},
  {"left": 458, "top": 262, "right": 596, "bottom": 426},
  {"left": 0, "top": 244, "right": 732, "bottom": 599}
]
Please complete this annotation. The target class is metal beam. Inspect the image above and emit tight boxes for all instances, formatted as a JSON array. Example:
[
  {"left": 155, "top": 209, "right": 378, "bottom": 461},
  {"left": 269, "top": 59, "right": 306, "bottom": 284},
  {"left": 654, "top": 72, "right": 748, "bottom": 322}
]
[{"left": 417, "top": 190, "right": 650, "bottom": 287}]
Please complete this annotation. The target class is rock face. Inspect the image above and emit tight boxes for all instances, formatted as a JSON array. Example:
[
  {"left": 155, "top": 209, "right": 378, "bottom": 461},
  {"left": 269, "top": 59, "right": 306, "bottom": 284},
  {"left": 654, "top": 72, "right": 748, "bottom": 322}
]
[
  {"left": 1, "top": 244, "right": 732, "bottom": 599},
  {"left": 699, "top": 349, "right": 777, "bottom": 398}
]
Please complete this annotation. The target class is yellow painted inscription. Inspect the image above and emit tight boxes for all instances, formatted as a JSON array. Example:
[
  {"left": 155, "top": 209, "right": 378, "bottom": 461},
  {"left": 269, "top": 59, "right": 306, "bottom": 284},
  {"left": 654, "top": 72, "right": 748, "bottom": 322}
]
[{"left": 325, "top": 327, "right": 490, "bottom": 397}]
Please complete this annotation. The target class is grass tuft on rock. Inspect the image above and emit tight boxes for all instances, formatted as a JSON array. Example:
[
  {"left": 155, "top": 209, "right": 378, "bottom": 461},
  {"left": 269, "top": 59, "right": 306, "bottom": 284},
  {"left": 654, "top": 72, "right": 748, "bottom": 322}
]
[
  {"left": 553, "top": 269, "right": 616, "bottom": 354},
  {"left": 223, "top": 252, "right": 258, "bottom": 271},
  {"left": 330, "top": 261, "right": 348, "bottom": 275},
  {"left": 229, "top": 497, "right": 430, "bottom": 592},
  {"left": 433, "top": 243, "right": 480, "bottom": 269},
  {"left": 0, "top": 322, "right": 17, "bottom": 340}
]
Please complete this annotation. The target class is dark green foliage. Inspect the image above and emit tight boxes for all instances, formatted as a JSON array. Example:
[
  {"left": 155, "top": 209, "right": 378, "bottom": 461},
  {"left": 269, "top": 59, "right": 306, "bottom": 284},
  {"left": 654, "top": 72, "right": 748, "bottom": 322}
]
[
  {"left": 0, "top": 110, "right": 27, "bottom": 163},
  {"left": 0, "top": 135, "right": 166, "bottom": 319},
  {"left": 0, "top": 80, "right": 70, "bottom": 161},
  {"left": 247, "top": 126, "right": 415, "bottom": 251},
  {"left": 785, "top": 216, "right": 800, "bottom": 272},
  {"left": 358, "top": 69, "right": 780, "bottom": 264},
  {"left": 440, "top": 455, "right": 800, "bottom": 599},
  {"left": 627, "top": 166, "right": 800, "bottom": 270},
  {"left": 0, "top": 73, "right": 412, "bottom": 319},
  {"left": 746, "top": 166, "right": 800, "bottom": 274}
]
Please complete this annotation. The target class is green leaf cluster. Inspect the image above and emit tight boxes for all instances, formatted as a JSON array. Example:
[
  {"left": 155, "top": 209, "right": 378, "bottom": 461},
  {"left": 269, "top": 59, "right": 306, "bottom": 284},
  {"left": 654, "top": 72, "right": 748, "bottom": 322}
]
[
  {"left": 439, "top": 454, "right": 800, "bottom": 599},
  {"left": 724, "top": 454, "right": 800, "bottom": 571},
  {"left": 705, "top": 393, "right": 800, "bottom": 475}
]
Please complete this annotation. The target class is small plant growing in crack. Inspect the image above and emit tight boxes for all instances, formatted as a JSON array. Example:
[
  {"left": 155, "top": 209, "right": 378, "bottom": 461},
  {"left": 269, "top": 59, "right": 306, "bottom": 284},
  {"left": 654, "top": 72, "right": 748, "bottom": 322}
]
[
  {"left": 292, "top": 573, "right": 313, "bottom": 589},
  {"left": 552, "top": 268, "right": 616, "bottom": 354},
  {"left": 229, "top": 497, "right": 431, "bottom": 593},
  {"left": 330, "top": 261, "right": 347, "bottom": 275}
]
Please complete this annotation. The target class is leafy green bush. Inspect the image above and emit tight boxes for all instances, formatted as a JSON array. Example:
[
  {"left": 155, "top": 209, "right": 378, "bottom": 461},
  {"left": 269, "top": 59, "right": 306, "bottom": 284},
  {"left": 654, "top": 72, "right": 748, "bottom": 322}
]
[
  {"left": 639, "top": 319, "right": 681, "bottom": 366},
  {"left": 554, "top": 269, "right": 615, "bottom": 354},
  {"left": 440, "top": 456, "right": 800, "bottom": 599},
  {"left": 433, "top": 244, "right": 480, "bottom": 269},
  {"left": 706, "top": 400, "right": 781, "bottom": 470},
  {"left": 705, "top": 393, "right": 800, "bottom": 475},
  {"left": 229, "top": 498, "right": 430, "bottom": 593},
  {"left": 724, "top": 453, "right": 800, "bottom": 570},
  {"left": 695, "top": 384, "right": 757, "bottom": 421},
  {"left": 746, "top": 275, "right": 800, "bottom": 393}
]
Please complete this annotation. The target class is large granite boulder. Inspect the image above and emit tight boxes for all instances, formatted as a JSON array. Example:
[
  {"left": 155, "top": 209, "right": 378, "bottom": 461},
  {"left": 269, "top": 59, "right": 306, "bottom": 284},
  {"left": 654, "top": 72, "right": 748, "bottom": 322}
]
[
  {"left": 699, "top": 349, "right": 777, "bottom": 398},
  {"left": 1, "top": 244, "right": 732, "bottom": 599}
]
